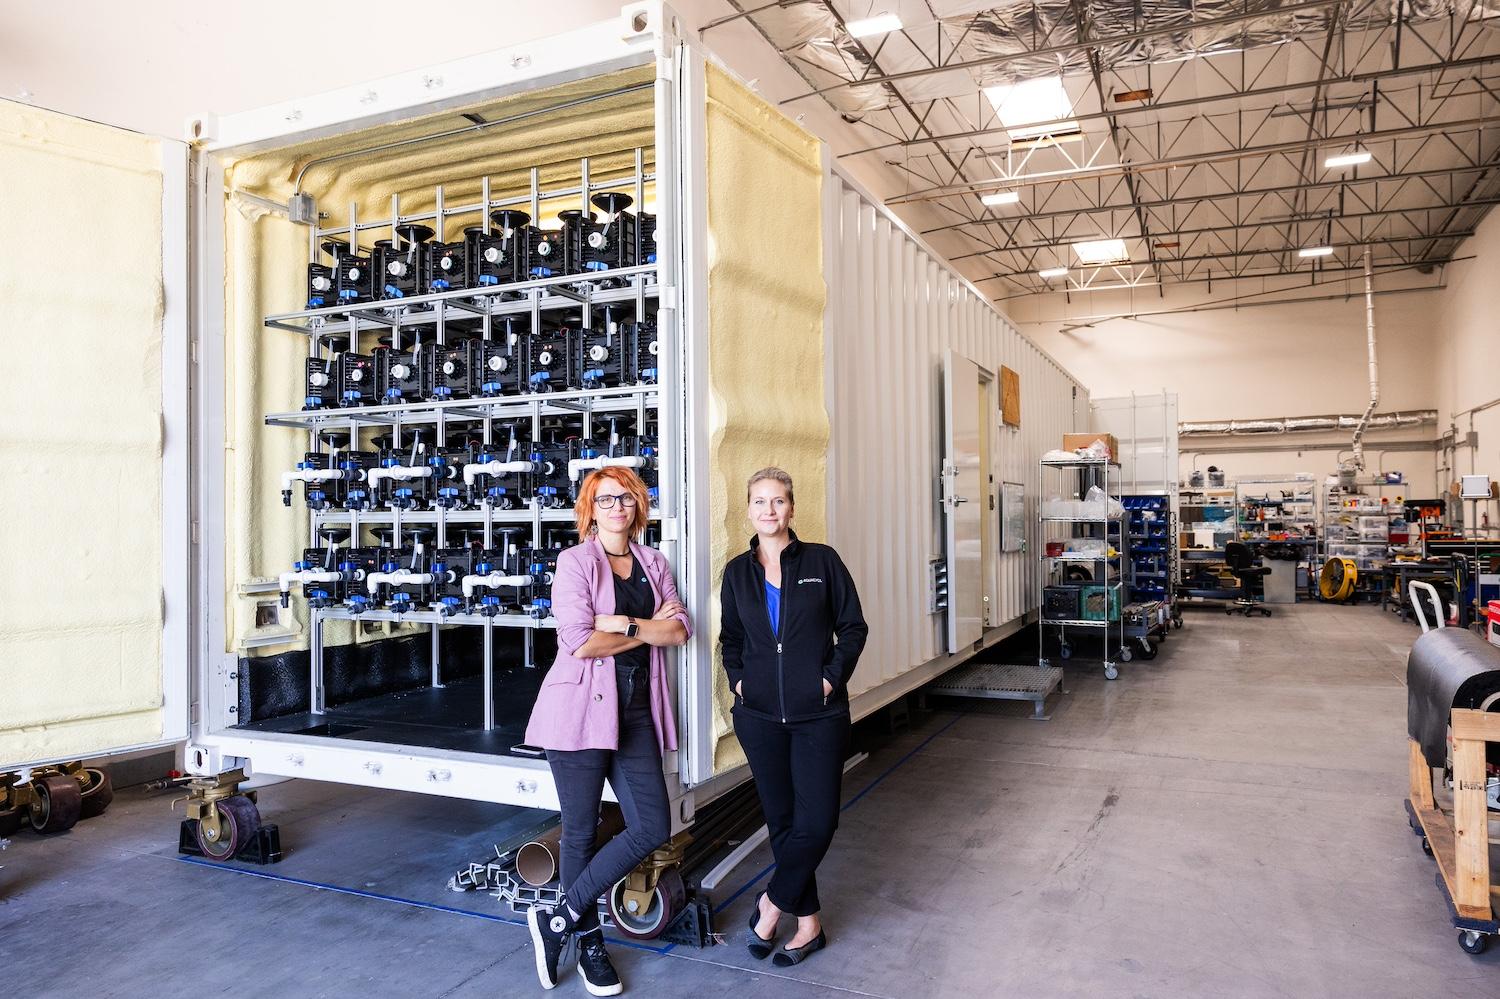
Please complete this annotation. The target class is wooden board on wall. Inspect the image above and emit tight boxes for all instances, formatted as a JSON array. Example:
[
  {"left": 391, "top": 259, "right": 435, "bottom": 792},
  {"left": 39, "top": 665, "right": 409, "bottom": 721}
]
[{"left": 1000, "top": 365, "right": 1021, "bottom": 427}]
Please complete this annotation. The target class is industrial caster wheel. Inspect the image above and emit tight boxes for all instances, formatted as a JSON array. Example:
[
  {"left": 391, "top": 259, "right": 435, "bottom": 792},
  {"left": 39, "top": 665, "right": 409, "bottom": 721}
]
[
  {"left": 196, "top": 795, "right": 262, "bottom": 861},
  {"left": 1172, "top": 617, "right": 1183, "bottom": 630},
  {"left": 1138, "top": 639, "right": 1158, "bottom": 661},
  {"left": 1038, "top": 658, "right": 1052, "bottom": 668},
  {"left": 1119, "top": 646, "right": 1134, "bottom": 663},
  {"left": 1458, "top": 929, "right": 1489, "bottom": 955},
  {"left": 79, "top": 768, "right": 114, "bottom": 819},
  {"left": 1260, "top": 608, "right": 1273, "bottom": 617},
  {"left": 1421, "top": 837, "right": 1433, "bottom": 857},
  {"left": 28, "top": 774, "right": 83, "bottom": 834},
  {"left": 607, "top": 867, "right": 685, "bottom": 940},
  {"left": 1104, "top": 664, "right": 1119, "bottom": 681},
  {"left": 1058, "top": 644, "right": 1073, "bottom": 661}
]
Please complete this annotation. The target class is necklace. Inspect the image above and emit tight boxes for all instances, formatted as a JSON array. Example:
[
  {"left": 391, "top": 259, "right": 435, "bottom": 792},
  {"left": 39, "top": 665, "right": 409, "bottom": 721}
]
[{"left": 603, "top": 543, "right": 631, "bottom": 557}]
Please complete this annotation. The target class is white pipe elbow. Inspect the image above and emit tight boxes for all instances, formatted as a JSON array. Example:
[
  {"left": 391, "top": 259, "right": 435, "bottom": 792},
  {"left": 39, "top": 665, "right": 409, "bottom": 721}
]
[
  {"left": 368, "top": 465, "right": 435, "bottom": 489},
  {"left": 278, "top": 568, "right": 343, "bottom": 594},
  {"left": 367, "top": 569, "right": 435, "bottom": 595},
  {"left": 567, "top": 454, "right": 646, "bottom": 482},
  {"left": 461, "top": 572, "right": 535, "bottom": 599},
  {"left": 462, "top": 460, "right": 536, "bottom": 486},
  {"left": 281, "top": 468, "right": 344, "bottom": 492}
]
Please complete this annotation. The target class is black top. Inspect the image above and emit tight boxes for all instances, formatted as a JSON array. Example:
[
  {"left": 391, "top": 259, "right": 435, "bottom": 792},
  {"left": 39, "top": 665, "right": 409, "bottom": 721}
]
[
  {"left": 719, "top": 530, "right": 868, "bottom": 723},
  {"left": 611, "top": 555, "right": 654, "bottom": 674}
]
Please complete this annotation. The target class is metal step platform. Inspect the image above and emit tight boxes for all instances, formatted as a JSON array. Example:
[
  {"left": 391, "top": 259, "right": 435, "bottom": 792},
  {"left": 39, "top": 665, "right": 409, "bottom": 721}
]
[{"left": 925, "top": 662, "right": 1066, "bottom": 720}]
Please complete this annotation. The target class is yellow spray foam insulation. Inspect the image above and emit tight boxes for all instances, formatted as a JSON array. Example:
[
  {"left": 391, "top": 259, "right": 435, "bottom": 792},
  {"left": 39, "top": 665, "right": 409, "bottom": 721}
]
[
  {"left": 703, "top": 66, "right": 827, "bottom": 773},
  {"left": 220, "top": 69, "right": 656, "bottom": 655},
  {"left": 0, "top": 101, "right": 166, "bottom": 763}
]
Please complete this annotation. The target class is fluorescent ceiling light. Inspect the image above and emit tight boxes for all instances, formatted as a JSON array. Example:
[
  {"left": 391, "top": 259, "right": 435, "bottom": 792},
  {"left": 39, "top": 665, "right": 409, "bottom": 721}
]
[
  {"left": 980, "top": 190, "right": 1021, "bottom": 207},
  {"left": 1072, "top": 238, "right": 1129, "bottom": 264},
  {"left": 1324, "top": 150, "right": 1372, "bottom": 169},
  {"left": 983, "top": 75, "right": 1079, "bottom": 141},
  {"left": 846, "top": 13, "right": 902, "bottom": 38},
  {"left": 1298, "top": 246, "right": 1334, "bottom": 258},
  {"left": 1038, "top": 267, "right": 1069, "bottom": 279}
]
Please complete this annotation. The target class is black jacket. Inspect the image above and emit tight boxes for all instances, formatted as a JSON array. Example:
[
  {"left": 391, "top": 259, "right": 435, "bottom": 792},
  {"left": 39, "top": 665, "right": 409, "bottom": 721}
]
[{"left": 720, "top": 531, "right": 868, "bottom": 722}]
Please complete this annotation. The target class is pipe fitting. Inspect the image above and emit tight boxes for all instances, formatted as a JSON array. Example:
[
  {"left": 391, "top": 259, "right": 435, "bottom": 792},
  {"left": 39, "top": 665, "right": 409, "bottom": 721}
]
[
  {"left": 567, "top": 454, "right": 648, "bottom": 482},
  {"left": 461, "top": 572, "right": 535, "bottom": 599},
  {"left": 366, "top": 569, "right": 436, "bottom": 595},
  {"left": 461, "top": 459, "right": 535, "bottom": 486}
]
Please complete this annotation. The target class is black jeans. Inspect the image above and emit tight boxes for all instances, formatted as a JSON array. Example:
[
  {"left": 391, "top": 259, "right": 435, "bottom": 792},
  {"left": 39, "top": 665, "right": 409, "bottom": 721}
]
[
  {"left": 734, "top": 707, "right": 851, "bottom": 917},
  {"left": 545, "top": 665, "right": 670, "bottom": 930}
]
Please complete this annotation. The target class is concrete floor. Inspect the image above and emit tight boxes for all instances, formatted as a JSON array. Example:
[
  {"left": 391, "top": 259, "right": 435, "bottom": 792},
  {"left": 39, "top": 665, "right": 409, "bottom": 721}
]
[{"left": 3, "top": 602, "right": 1498, "bottom": 997}]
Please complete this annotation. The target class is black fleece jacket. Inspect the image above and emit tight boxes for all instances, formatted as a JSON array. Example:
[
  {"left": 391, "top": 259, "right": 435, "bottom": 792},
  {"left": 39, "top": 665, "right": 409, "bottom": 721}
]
[{"left": 720, "top": 531, "right": 868, "bottom": 722}]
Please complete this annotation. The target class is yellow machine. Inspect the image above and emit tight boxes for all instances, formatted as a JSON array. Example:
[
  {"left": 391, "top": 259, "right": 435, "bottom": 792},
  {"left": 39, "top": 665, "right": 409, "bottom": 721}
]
[{"left": 1319, "top": 557, "right": 1359, "bottom": 602}]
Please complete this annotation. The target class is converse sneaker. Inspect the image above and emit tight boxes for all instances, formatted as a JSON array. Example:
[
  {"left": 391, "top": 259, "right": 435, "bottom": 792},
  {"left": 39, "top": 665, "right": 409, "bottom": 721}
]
[
  {"left": 575, "top": 928, "right": 623, "bottom": 997},
  {"left": 526, "top": 904, "right": 572, "bottom": 990}
]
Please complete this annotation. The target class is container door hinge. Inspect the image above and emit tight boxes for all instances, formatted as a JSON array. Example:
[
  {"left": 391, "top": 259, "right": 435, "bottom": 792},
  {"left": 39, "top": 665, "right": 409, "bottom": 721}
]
[{"left": 658, "top": 285, "right": 679, "bottom": 311}]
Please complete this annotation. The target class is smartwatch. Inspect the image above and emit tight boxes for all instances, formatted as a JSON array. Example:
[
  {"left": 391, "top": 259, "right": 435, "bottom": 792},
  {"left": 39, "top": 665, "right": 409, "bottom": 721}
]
[{"left": 625, "top": 618, "right": 639, "bottom": 638}]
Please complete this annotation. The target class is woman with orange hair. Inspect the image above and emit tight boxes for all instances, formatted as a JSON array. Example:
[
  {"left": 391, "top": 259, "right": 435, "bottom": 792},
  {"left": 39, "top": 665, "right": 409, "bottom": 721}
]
[{"left": 523, "top": 466, "right": 691, "bottom": 996}]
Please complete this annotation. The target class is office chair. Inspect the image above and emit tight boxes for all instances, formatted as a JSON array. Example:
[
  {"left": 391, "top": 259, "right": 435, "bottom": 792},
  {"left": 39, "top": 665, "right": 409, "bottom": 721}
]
[{"left": 1224, "top": 541, "right": 1273, "bottom": 617}]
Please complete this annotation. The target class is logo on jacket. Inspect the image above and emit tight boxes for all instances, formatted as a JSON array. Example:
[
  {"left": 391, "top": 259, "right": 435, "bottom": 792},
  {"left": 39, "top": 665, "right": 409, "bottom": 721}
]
[{"left": 798, "top": 577, "right": 824, "bottom": 584}]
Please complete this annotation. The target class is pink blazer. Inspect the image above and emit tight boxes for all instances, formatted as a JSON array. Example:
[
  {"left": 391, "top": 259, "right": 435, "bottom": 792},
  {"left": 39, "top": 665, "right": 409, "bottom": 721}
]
[{"left": 523, "top": 537, "right": 691, "bottom": 754}]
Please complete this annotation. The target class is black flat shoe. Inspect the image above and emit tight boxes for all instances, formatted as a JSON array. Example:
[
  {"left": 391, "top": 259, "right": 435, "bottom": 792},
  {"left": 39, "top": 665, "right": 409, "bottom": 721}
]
[
  {"left": 746, "top": 891, "right": 776, "bottom": 959},
  {"left": 772, "top": 930, "right": 827, "bottom": 967}
]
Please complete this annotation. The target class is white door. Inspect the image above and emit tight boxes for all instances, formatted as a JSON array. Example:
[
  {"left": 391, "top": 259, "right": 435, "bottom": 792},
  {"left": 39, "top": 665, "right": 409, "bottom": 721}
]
[
  {"left": 0, "top": 103, "right": 190, "bottom": 770},
  {"left": 942, "top": 350, "right": 985, "bottom": 652}
]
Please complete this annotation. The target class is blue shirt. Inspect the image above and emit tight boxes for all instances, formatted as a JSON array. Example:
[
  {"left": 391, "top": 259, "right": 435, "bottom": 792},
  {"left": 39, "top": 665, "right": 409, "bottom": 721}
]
[{"left": 765, "top": 580, "right": 781, "bottom": 636}]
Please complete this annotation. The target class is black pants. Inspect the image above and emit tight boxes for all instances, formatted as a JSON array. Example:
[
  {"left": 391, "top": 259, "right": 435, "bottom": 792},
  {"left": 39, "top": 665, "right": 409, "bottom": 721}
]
[
  {"left": 734, "top": 708, "right": 850, "bottom": 917},
  {"left": 545, "top": 666, "right": 670, "bottom": 930}
]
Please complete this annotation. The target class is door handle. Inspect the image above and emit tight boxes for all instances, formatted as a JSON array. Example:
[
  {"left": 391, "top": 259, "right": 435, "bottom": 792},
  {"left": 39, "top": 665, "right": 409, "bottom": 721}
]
[{"left": 950, "top": 495, "right": 969, "bottom": 506}]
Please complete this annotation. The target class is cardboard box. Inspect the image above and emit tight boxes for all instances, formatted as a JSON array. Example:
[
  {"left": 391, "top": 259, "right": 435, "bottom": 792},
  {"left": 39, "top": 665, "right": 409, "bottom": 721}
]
[{"left": 1063, "top": 432, "right": 1118, "bottom": 460}]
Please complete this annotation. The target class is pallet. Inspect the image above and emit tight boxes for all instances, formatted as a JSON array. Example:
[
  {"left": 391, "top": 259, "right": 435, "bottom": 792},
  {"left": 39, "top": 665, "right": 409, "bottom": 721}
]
[
  {"left": 1405, "top": 711, "right": 1500, "bottom": 955},
  {"left": 926, "top": 662, "right": 1064, "bottom": 720}
]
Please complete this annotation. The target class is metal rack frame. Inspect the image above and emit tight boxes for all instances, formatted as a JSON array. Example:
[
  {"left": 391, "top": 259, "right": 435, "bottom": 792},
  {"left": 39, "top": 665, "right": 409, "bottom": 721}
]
[
  {"left": 1037, "top": 456, "right": 1127, "bottom": 680},
  {"left": 268, "top": 151, "right": 663, "bottom": 732}
]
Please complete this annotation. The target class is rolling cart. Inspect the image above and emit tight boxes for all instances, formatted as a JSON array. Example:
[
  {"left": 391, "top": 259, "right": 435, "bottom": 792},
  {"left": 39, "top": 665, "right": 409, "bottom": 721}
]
[{"left": 1038, "top": 455, "right": 1127, "bottom": 680}]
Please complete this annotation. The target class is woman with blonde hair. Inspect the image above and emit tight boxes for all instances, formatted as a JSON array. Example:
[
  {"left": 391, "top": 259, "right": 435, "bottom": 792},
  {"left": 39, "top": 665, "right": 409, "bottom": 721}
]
[
  {"left": 720, "top": 466, "right": 867, "bottom": 966},
  {"left": 524, "top": 466, "right": 690, "bottom": 996}
]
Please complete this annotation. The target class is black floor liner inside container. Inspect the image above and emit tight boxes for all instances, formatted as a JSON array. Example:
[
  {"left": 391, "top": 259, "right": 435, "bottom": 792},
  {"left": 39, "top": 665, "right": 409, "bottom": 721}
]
[{"left": 232, "top": 664, "right": 547, "bottom": 758}]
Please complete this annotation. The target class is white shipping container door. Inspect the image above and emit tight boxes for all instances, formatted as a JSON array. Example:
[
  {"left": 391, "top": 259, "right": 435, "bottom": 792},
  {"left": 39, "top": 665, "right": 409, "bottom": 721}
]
[
  {"left": 942, "top": 350, "right": 985, "bottom": 652},
  {"left": 0, "top": 107, "right": 190, "bottom": 770}
]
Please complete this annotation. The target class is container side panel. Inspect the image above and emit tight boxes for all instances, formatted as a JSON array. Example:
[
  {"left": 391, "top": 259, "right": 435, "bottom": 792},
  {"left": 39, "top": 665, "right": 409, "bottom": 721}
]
[
  {"left": 823, "top": 174, "right": 1087, "bottom": 704},
  {"left": 0, "top": 103, "right": 167, "bottom": 766},
  {"left": 702, "top": 65, "right": 826, "bottom": 773}
]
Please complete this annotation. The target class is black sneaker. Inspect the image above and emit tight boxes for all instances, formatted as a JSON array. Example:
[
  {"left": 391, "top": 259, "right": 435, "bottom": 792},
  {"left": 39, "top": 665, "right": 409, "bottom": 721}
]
[
  {"left": 576, "top": 928, "right": 623, "bottom": 997},
  {"left": 526, "top": 904, "right": 571, "bottom": 990}
]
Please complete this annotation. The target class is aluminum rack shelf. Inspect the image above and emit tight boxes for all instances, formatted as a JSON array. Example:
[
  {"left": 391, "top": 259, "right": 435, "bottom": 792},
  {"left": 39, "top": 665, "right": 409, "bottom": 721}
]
[
  {"left": 1040, "top": 457, "right": 1121, "bottom": 468},
  {"left": 307, "top": 507, "right": 662, "bottom": 525},
  {"left": 264, "top": 385, "right": 660, "bottom": 430},
  {"left": 262, "top": 267, "right": 660, "bottom": 336},
  {"left": 314, "top": 607, "right": 556, "bottom": 628}
]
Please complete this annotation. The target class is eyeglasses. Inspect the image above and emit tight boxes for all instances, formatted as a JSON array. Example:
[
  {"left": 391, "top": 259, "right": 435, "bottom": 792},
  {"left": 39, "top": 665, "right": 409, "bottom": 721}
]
[{"left": 594, "top": 493, "right": 639, "bottom": 510}]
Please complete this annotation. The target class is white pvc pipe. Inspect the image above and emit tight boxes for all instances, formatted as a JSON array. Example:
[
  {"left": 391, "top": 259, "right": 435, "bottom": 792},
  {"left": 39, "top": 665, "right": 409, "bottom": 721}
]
[
  {"left": 567, "top": 454, "right": 647, "bottom": 482},
  {"left": 278, "top": 568, "right": 343, "bottom": 595},
  {"left": 366, "top": 569, "right": 435, "bottom": 594},
  {"left": 1351, "top": 247, "right": 1379, "bottom": 470},
  {"left": 461, "top": 572, "right": 534, "bottom": 599},
  {"left": 280, "top": 468, "right": 345, "bottom": 492},
  {"left": 367, "top": 464, "right": 436, "bottom": 489},
  {"left": 461, "top": 459, "right": 535, "bottom": 486}
]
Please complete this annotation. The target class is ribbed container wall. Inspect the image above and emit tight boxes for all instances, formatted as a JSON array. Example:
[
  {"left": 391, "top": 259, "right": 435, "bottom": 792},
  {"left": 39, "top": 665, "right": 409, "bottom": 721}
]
[{"left": 823, "top": 175, "right": 1087, "bottom": 704}]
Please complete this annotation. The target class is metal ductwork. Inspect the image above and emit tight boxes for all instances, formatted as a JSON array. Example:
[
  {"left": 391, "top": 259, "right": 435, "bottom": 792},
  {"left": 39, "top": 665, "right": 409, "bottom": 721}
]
[
  {"left": 1179, "top": 410, "right": 1437, "bottom": 437},
  {"left": 1350, "top": 248, "right": 1380, "bottom": 469}
]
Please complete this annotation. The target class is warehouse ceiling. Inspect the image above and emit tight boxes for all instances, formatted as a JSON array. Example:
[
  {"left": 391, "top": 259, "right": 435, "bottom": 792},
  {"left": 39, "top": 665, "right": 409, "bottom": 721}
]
[{"left": 714, "top": 0, "right": 1500, "bottom": 299}]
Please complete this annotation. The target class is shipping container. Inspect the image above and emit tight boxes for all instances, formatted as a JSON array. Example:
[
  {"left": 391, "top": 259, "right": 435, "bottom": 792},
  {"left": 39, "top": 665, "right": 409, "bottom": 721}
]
[{"left": 1, "top": 1, "right": 1087, "bottom": 870}]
